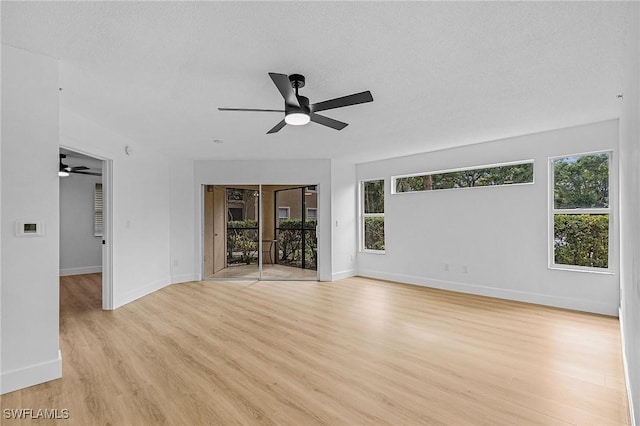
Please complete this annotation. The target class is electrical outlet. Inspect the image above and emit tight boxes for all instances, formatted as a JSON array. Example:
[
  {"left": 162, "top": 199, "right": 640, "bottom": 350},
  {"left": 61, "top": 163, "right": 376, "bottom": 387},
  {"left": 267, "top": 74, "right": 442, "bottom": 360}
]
[
  {"left": 462, "top": 265, "right": 469, "bottom": 274},
  {"left": 443, "top": 263, "right": 449, "bottom": 272},
  {"left": 173, "top": 260, "right": 179, "bottom": 267}
]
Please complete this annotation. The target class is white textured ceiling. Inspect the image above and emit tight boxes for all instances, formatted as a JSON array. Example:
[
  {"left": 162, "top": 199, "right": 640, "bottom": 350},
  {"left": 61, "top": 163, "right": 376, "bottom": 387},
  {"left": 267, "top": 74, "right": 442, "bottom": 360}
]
[{"left": 1, "top": 1, "right": 629, "bottom": 163}]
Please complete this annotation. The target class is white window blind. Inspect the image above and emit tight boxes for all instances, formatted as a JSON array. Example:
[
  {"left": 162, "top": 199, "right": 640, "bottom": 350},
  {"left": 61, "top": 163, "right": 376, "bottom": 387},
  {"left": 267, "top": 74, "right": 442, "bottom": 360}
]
[{"left": 95, "top": 183, "right": 103, "bottom": 237}]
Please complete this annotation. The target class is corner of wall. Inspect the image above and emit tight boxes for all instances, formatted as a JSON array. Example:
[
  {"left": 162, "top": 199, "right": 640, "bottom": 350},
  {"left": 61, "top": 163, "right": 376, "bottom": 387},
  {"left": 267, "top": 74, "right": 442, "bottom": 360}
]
[
  {"left": 171, "top": 274, "right": 199, "bottom": 285},
  {"left": 331, "top": 270, "right": 357, "bottom": 281},
  {"left": 330, "top": 159, "right": 358, "bottom": 279},
  {"left": 619, "top": 2, "right": 640, "bottom": 424},
  {"left": 114, "top": 278, "right": 171, "bottom": 309}
]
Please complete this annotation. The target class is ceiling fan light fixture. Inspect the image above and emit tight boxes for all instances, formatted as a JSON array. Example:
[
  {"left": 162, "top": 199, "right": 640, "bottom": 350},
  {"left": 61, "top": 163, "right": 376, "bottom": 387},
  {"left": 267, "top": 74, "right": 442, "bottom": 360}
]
[
  {"left": 58, "top": 170, "right": 70, "bottom": 177},
  {"left": 284, "top": 112, "right": 310, "bottom": 126},
  {"left": 218, "top": 73, "right": 373, "bottom": 133}
]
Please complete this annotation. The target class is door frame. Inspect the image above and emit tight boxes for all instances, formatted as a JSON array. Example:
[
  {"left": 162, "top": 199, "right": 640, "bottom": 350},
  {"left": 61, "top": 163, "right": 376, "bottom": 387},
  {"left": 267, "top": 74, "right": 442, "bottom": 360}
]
[
  {"left": 203, "top": 185, "right": 227, "bottom": 277},
  {"left": 101, "top": 158, "right": 113, "bottom": 310},
  {"left": 59, "top": 146, "right": 113, "bottom": 310}
]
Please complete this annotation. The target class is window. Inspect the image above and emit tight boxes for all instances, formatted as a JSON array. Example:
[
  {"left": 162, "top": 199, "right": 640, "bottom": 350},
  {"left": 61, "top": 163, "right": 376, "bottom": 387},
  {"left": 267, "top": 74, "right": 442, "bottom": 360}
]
[
  {"left": 94, "top": 183, "right": 103, "bottom": 237},
  {"left": 550, "top": 152, "right": 611, "bottom": 270},
  {"left": 393, "top": 160, "right": 534, "bottom": 194},
  {"left": 361, "top": 179, "right": 385, "bottom": 252},
  {"left": 278, "top": 207, "right": 290, "bottom": 220},
  {"left": 306, "top": 208, "right": 317, "bottom": 220}
]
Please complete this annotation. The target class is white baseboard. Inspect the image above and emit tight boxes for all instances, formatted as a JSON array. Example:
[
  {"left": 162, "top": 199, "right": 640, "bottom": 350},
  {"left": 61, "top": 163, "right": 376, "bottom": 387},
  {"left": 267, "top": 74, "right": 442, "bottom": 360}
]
[
  {"left": 114, "top": 278, "right": 171, "bottom": 309},
  {"left": 357, "top": 269, "right": 618, "bottom": 316},
  {"left": 619, "top": 307, "right": 637, "bottom": 426},
  {"left": 59, "top": 266, "right": 102, "bottom": 276},
  {"left": 171, "top": 273, "right": 199, "bottom": 284},
  {"left": 332, "top": 269, "right": 356, "bottom": 281},
  {"left": 1, "top": 350, "right": 62, "bottom": 395},
  {"left": 319, "top": 272, "right": 332, "bottom": 282}
]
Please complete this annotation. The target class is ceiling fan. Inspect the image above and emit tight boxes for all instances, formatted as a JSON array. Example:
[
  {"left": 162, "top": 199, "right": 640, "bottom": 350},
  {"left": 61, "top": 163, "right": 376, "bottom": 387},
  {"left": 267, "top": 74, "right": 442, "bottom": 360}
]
[
  {"left": 218, "top": 73, "right": 373, "bottom": 134},
  {"left": 59, "top": 154, "right": 102, "bottom": 177}
]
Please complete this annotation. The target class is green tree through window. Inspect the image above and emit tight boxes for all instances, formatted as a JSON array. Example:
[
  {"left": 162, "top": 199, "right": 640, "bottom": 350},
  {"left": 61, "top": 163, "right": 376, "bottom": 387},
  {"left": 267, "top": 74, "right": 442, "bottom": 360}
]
[
  {"left": 552, "top": 152, "right": 610, "bottom": 269},
  {"left": 362, "top": 179, "right": 385, "bottom": 251},
  {"left": 395, "top": 162, "right": 533, "bottom": 193}
]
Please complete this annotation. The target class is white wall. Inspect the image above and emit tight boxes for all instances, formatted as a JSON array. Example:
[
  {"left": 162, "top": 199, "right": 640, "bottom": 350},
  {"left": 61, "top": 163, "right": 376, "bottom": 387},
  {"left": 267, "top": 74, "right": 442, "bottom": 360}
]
[
  {"left": 357, "top": 120, "right": 619, "bottom": 316},
  {"left": 0, "top": 39, "right": 3, "bottom": 396},
  {"left": 330, "top": 159, "right": 357, "bottom": 280},
  {"left": 59, "top": 173, "right": 102, "bottom": 275},
  {"left": 194, "top": 159, "right": 333, "bottom": 281},
  {"left": 59, "top": 109, "right": 173, "bottom": 308},
  {"left": 619, "top": 2, "right": 639, "bottom": 423},
  {"left": 170, "top": 158, "right": 197, "bottom": 284},
  {"left": 1, "top": 46, "right": 62, "bottom": 394}
]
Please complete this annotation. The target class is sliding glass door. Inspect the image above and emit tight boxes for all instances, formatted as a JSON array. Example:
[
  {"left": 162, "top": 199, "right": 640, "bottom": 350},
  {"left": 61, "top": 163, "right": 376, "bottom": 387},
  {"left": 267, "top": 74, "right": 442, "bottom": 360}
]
[
  {"left": 225, "top": 186, "right": 260, "bottom": 278},
  {"left": 261, "top": 186, "right": 317, "bottom": 280},
  {"left": 203, "top": 184, "right": 318, "bottom": 281}
]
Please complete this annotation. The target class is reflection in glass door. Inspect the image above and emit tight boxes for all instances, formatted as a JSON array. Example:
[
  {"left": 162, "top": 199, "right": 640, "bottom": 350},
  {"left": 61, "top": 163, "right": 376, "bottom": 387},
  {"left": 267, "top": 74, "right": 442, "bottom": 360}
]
[{"left": 203, "top": 184, "right": 318, "bottom": 280}]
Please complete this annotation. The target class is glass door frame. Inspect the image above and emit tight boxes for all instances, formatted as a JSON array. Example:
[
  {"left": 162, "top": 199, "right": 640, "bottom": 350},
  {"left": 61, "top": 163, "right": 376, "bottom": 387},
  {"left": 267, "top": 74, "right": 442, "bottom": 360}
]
[
  {"left": 202, "top": 183, "right": 319, "bottom": 281},
  {"left": 271, "top": 186, "right": 317, "bottom": 272}
]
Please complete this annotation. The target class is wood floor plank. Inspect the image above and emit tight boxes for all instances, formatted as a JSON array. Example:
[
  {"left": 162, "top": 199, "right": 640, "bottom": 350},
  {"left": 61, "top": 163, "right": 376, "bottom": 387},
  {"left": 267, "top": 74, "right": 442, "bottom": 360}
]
[{"left": 0, "top": 274, "right": 630, "bottom": 425}]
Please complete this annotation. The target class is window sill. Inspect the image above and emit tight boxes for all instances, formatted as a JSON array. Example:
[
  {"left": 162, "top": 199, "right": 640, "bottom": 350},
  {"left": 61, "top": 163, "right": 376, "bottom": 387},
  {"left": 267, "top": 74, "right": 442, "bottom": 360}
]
[
  {"left": 548, "top": 265, "right": 614, "bottom": 275},
  {"left": 361, "top": 249, "right": 385, "bottom": 255}
]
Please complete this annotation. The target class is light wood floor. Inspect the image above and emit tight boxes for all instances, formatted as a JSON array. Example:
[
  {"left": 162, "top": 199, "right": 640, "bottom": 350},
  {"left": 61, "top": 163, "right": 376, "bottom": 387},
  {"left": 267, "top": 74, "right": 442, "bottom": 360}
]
[{"left": 1, "top": 274, "right": 630, "bottom": 425}]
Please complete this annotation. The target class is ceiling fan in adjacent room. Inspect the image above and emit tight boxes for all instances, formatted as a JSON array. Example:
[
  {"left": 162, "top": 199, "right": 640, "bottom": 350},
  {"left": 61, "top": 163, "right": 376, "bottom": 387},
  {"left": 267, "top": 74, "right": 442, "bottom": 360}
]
[
  {"left": 59, "top": 154, "right": 102, "bottom": 177},
  {"left": 218, "top": 73, "right": 374, "bottom": 134}
]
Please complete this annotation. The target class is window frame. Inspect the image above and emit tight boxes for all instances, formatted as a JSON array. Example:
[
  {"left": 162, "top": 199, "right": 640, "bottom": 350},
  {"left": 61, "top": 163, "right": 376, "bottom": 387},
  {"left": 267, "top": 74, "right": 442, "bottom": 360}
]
[
  {"left": 306, "top": 208, "right": 317, "bottom": 220},
  {"left": 548, "top": 150, "right": 614, "bottom": 274},
  {"left": 278, "top": 206, "right": 290, "bottom": 220},
  {"left": 360, "top": 178, "right": 385, "bottom": 254},
  {"left": 391, "top": 159, "right": 535, "bottom": 195}
]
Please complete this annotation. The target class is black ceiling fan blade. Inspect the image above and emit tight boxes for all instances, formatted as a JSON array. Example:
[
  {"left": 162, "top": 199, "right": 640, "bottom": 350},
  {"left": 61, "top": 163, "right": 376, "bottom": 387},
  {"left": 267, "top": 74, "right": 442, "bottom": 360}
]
[
  {"left": 218, "top": 108, "right": 284, "bottom": 113},
  {"left": 311, "top": 91, "right": 373, "bottom": 113},
  {"left": 309, "top": 113, "right": 348, "bottom": 131},
  {"left": 267, "top": 119, "right": 287, "bottom": 134},
  {"left": 70, "top": 171, "right": 102, "bottom": 176},
  {"left": 69, "top": 166, "right": 89, "bottom": 171},
  {"left": 269, "top": 73, "right": 300, "bottom": 107}
]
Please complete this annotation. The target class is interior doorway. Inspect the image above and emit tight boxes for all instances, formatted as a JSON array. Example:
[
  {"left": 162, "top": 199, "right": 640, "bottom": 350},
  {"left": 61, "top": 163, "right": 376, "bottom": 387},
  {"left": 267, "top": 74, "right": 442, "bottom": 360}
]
[
  {"left": 59, "top": 147, "right": 113, "bottom": 309},
  {"left": 203, "top": 184, "right": 318, "bottom": 281}
]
